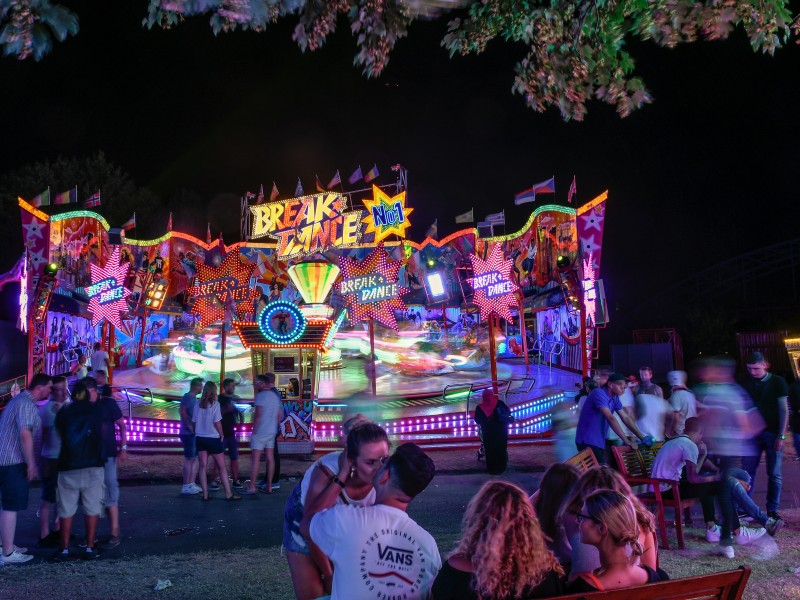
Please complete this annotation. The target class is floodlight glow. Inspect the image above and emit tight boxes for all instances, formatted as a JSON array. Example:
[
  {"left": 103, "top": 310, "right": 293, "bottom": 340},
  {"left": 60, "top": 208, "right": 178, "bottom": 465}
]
[{"left": 426, "top": 272, "right": 446, "bottom": 297}]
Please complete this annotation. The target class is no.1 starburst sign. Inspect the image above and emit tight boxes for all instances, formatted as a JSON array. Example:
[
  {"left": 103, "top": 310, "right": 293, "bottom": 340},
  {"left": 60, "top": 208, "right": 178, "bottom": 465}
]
[
  {"left": 338, "top": 245, "right": 408, "bottom": 330},
  {"left": 86, "top": 246, "right": 132, "bottom": 330},
  {"left": 469, "top": 243, "right": 519, "bottom": 323}
]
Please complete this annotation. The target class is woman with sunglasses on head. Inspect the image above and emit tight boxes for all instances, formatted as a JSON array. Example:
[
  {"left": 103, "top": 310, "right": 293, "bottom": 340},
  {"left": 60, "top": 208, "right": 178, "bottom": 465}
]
[
  {"left": 568, "top": 489, "right": 669, "bottom": 592},
  {"left": 284, "top": 415, "right": 390, "bottom": 600},
  {"left": 557, "top": 466, "right": 657, "bottom": 578},
  {"left": 432, "top": 481, "right": 565, "bottom": 600}
]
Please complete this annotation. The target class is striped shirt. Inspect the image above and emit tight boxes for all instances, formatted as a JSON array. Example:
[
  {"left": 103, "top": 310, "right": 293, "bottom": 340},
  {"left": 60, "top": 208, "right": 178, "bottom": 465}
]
[{"left": 0, "top": 390, "right": 42, "bottom": 466}]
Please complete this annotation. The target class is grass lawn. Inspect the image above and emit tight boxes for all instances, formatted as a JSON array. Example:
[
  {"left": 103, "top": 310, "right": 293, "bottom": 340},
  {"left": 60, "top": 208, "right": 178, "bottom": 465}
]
[{"left": 2, "top": 513, "right": 798, "bottom": 599}]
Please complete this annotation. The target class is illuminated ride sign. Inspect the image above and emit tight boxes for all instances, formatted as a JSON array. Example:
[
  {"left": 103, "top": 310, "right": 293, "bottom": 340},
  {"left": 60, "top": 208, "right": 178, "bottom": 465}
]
[
  {"left": 190, "top": 249, "right": 258, "bottom": 328},
  {"left": 249, "top": 187, "right": 414, "bottom": 258},
  {"left": 361, "top": 186, "right": 413, "bottom": 244},
  {"left": 86, "top": 246, "right": 132, "bottom": 330},
  {"left": 257, "top": 300, "right": 307, "bottom": 344},
  {"left": 249, "top": 193, "right": 362, "bottom": 258},
  {"left": 338, "top": 244, "right": 408, "bottom": 330},
  {"left": 469, "top": 243, "right": 519, "bottom": 323},
  {"left": 339, "top": 273, "right": 399, "bottom": 304}
]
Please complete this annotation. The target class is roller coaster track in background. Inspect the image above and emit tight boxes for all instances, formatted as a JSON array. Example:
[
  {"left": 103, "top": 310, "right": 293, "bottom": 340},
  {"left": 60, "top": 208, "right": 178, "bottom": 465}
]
[{"left": 632, "top": 238, "right": 800, "bottom": 319}]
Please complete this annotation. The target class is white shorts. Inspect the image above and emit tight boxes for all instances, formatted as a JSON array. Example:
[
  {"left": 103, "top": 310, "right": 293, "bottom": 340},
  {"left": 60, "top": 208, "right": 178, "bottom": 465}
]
[{"left": 250, "top": 433, "right": 276, "bottom": 451}]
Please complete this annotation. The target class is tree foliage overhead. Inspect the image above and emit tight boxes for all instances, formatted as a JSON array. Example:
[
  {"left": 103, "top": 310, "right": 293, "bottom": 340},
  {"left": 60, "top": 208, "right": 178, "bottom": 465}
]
[{"left": 2, "top": 0, "right": 797, "bottom": 119}]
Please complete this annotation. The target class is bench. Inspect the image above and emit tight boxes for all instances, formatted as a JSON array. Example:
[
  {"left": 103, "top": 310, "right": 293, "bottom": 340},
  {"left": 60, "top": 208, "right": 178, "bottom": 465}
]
[
  {"left": 555, "top": 565, "right": 751, "bottom": 600},
  {"left": 564, "top": 447, "right": 600, "bottom": 472}
]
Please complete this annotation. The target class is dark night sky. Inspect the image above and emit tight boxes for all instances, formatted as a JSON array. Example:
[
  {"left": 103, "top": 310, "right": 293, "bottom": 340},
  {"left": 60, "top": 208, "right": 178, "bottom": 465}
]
[{"left": 2, "top": 1, "right": 800, "bottom": 337}]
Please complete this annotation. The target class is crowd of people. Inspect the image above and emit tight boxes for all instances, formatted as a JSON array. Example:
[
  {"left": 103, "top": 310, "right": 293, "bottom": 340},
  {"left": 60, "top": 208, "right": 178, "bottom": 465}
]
[
  {"left": 0, "top": 365, "right": 126, "bottom": 565},
  {"left": 0, "top": 352, "right": 796, "bottom": 600}
]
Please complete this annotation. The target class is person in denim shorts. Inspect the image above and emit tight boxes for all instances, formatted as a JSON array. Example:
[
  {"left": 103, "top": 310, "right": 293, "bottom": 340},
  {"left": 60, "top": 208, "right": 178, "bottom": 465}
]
[{"left": 179, "top": 378, "right": 203, "bottom": 495}]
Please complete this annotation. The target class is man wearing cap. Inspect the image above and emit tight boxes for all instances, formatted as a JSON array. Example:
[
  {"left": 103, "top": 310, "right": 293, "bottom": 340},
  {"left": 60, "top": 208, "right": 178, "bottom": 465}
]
[
  {"left": 575, "top": 372, "right": 654, "bottom": 464},
  {"left": 667, "top": 370, "right": 697, "bottom": 438},
  {"left": 740, "top": 352, "right": 788, "bottom": 521},
  {"left": 301, "top": 443, "right": 441, "bottom": 600}
]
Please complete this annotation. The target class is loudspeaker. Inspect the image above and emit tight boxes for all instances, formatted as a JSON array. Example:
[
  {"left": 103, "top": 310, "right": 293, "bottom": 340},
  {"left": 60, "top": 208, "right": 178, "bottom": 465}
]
[{"left": 108, "top": 228, "right": 125, "bottom": 245}]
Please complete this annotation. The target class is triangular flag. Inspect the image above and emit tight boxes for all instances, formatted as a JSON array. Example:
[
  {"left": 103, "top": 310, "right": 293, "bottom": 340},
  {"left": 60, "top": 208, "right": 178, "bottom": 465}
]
[
  {"left": 316, "top": 175, "right": 326, "bottom": 193},
  {"left": 270, "top": 182, "right": 279, "bottom": 201},
  {"left": 294, "top": 178, "right": 304, "bottom": 197},
  {"left": 257, "top": 183, "right": 265, "bottom": 202},
  {"left": 364, "top": 165, "right": 379, "bottom": 183},
  {"left": 568, "top": 176, "right": 577, "bottom": 204},
  {"left": 348, "top": 166, "right": 363, "bottom": 185},
  {"left": 327, "top": 170, "right": 341, "bottom": 189}
]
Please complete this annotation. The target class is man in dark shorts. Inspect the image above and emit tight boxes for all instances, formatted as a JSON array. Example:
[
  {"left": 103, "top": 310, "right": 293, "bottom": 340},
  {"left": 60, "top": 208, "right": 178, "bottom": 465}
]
[
  {"left": 180, "top": 378, "right": 203, "bottom": 495},
  {"left": 0, "top": 374, "right": 50, "bottom": 564},
  {"left": 217, "top": 378, "right": 243, "bottom": 488}
]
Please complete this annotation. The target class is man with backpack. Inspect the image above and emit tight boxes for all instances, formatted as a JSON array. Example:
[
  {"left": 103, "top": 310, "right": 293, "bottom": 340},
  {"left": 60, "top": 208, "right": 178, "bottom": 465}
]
[{"left": 52, "top": 379, "right": 106, "bottom": 561}]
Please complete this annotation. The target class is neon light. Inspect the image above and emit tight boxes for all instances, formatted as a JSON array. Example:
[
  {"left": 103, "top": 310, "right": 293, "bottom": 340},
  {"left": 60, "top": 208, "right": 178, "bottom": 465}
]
[
  {"left": 50, "top": 209, "right": 111, "bottom": 230},
  {"left": 324, "top": 310, "right": 347, "bottom": 348},
  {"left": 361, "top": 185, "right": 413, "bottom": 243},
  {"left": 576, "top": 190, "right": 609, "bottom": 215},
  {"left": 339, "top": 273, "right": 399, "bottom": 304},
  {"left": 18, "top": 256, "right": 28, "bottom": 333},
  {"left": 338, "top": 244, "right": 407, "bottom": 330},
  {"left": 17, "top": 197, "right": 49, "bottom": 221},
  {"left": 86, "top": 246, "right": 132, "bottom": 330},
  {"left": 190, "top": 250, "right": 257, "bottom": 328},
  {"left": 287, "top": 261, "right": 340, "bottom": 304},
  {"left": 469, "top": 244, "right": 519, "bottom": 323},
  {"left": 249, "top": 193, "right": 363, "bottom": 257},
  {"left": 257, "top": 301, "right": 307, "bottom": 344}
]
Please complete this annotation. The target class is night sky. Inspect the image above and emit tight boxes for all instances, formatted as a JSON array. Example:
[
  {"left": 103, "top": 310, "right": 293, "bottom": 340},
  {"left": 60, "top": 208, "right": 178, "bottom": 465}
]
[{"left": 2, "top": 1, "right": 799, "bottom": 344}]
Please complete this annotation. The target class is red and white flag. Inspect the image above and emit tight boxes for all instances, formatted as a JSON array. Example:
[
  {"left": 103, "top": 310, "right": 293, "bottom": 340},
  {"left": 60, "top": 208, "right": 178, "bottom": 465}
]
[{"left": 568, "top": 176, "right": 577, "bottom": 204}]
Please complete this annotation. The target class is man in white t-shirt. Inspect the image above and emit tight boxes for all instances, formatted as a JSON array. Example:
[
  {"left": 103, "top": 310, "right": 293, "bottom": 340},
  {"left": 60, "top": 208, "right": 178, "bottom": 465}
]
[
  {"left": 666, "top": 370, "right": 697, "bottom": 437},
  {"left": 302, "top": 443, "right": 441, "bottom": 600},
  {"left": 651, "top": 417, "right": 780, "bottom": 557},
  {"left": 90, "top": 342, "right": 110, "bottom": 378},
  {"left": 243, "top": 373, "right": 282, "bottom": 495}
]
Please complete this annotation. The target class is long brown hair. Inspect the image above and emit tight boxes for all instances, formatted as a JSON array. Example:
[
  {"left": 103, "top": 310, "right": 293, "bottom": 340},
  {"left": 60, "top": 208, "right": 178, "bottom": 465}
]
[
  {"left": 558, "top": 465, "right": 656, "bottom": 535},
  {"left": 584, "top": 489, "right": 644, "bottom": 557},
  {"left": 199, "top": 381, "right": 218, "bottom": 409},
  {"left": 535, "top": 463, "right": 580, "bottom": 542},
  {"left": 454, "top": 481, "right": 563, "bottom": 600}
]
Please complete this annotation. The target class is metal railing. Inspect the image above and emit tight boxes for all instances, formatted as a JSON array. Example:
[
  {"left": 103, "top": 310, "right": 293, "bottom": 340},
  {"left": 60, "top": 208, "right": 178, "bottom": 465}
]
[
  {"left": 461, "top": 377, "right": 536, "bottom": 421},
  {"left": 110, "top": 386, "right": 154, "bottom": 420},
  {"left": 532, "top": 336, "right": 565, "bottom": 374}
]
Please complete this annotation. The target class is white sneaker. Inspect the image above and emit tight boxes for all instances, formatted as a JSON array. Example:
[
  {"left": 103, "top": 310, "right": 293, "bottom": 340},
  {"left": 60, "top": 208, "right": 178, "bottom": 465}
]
[
  {"left": 190, "top": 483, "right": 202, "bottom": 493},
  {"left": 1, "top": 550, "right": 34, "bottom": 564},
  {"left": 706, "top": 524, "right": 721, "bottom": 543},
  {"left": 181, "top": 484, "right": 200, "bottom": 495},
  {"left": 715, "top": 545, "right": 735, "bottom": 558},
  {"left": 734, "top": 525, "right": 767, "bottom": 545}
]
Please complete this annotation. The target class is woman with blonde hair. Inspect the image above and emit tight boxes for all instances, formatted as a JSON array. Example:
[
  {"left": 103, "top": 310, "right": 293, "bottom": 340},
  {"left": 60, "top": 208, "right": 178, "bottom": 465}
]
[
  {"left": 432, "top": 481, "right": 565, "bottom": 599},
  {"left": 284, "top": 415, "right": 390, "bottom": 600},
  {"left": 193, "top": 381, "right": 241, "bottom": 501},
  {"left": 568, "top": 489, "right": 669, "bottom": 592},
  {"left": 557, "top": 465, "right": 657, "bottom": 576}
]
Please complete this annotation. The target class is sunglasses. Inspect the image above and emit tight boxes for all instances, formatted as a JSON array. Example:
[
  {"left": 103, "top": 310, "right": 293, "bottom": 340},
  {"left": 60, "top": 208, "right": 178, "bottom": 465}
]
[{"left": 576, "top": 512, "right": 600, "bottom": 524}]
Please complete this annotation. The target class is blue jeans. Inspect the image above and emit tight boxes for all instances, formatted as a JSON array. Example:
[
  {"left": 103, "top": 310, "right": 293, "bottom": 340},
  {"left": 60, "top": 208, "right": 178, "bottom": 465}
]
[
  {"left": 726, "top": 468, "right": 769, "bottom": 527},
  {"left": 741, "top": 432, "right": 782, "bottom": 513}
]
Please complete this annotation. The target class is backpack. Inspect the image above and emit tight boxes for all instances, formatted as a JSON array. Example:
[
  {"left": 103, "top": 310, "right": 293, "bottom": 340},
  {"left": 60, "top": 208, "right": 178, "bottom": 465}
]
[{"left": 59, "top": 404, "right": 104, "bottom": 470}]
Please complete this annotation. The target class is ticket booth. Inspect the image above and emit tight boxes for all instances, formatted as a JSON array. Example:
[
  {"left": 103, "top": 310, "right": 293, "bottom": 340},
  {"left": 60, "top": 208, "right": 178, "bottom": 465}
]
[{"left": 233, "top": 261, "right": 341, "bottom": 455}]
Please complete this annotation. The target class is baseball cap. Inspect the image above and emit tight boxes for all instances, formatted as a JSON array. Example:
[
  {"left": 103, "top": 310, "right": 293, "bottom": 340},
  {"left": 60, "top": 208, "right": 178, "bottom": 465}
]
[{"left": 667, "top": 370, "right": 687, "bottom": 386}]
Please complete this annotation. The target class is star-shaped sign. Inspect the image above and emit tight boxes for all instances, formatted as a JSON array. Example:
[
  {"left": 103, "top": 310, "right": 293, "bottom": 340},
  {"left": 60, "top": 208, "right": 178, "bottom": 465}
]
[
  {"left": 338, "top": 244, "right": 408, "bottom": 330},
  {"left": 86, "top": 246, "right": 132, "bottom": 331},
  {"left": 469, "top": 243, "right": 519, "bottom": 323},
  {"left": 190, "top": 249, "right": 258, "bottom": 328},
  {"left": 361, "top": 186, "right": 413, "bottom": 244}
]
